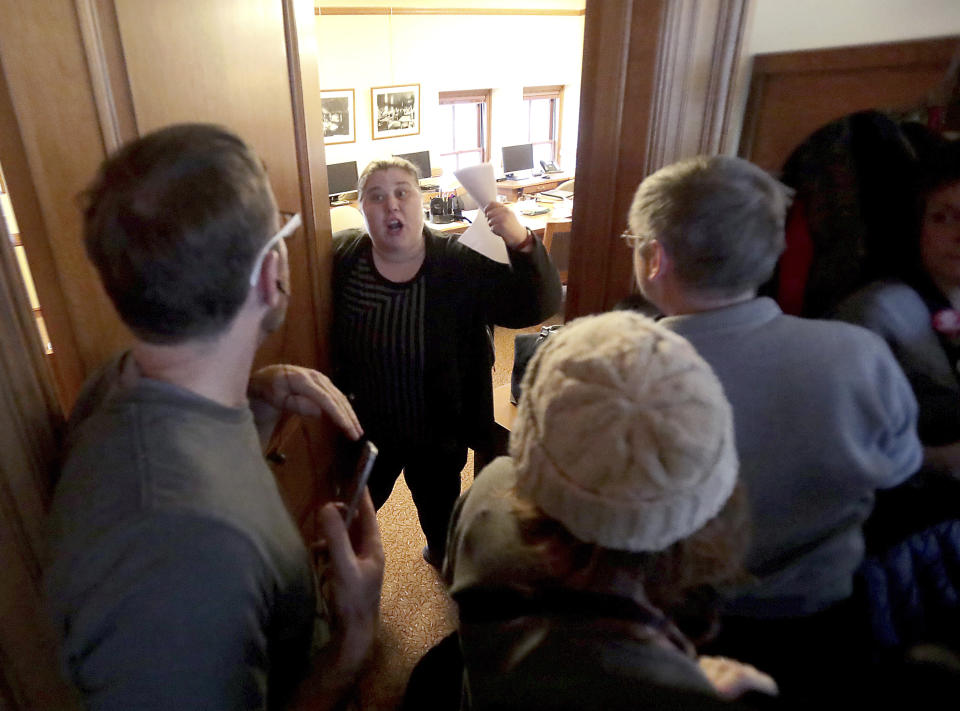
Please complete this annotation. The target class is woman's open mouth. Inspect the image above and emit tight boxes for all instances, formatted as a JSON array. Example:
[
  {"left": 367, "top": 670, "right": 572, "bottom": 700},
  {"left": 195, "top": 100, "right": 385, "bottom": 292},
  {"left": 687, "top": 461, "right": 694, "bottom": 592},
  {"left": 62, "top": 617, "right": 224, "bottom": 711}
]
[{"left": 386, "top": 218, "right": 404, "bottom": 235}]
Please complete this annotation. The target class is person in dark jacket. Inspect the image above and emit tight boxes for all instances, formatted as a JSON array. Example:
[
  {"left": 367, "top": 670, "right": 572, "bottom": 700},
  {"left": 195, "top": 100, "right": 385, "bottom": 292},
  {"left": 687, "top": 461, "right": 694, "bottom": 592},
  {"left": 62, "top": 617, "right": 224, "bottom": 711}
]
[
  {"left": 331, "top": 157, "right": 562, "bottom": 566},
  {"left": 407, "top": 312, "right": 777, "bottom": 710}
]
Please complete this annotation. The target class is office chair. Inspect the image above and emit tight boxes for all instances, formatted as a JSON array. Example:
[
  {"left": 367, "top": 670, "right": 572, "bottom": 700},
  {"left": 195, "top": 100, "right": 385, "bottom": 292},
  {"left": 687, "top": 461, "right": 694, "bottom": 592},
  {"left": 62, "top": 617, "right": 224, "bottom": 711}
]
[
  {"left": 556, "top": 178, "right": 575, "bottom": 194},
  {"left": 329, "top": 205, "right": 365, "bottom": 233},
  {"left": 542, "top": 219, "right": 571, "bottom": 283}
]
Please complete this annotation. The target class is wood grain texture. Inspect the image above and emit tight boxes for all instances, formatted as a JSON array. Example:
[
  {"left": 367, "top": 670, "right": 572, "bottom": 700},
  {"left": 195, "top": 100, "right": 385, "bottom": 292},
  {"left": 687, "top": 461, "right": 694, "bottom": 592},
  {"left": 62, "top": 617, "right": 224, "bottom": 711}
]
[
  {"left": 740, "top": 35, "right": 960, "bottom": 172},
  {"left": 0, "top": 202, "right": 79, "bottom": 710},
  {"left": 0, "top": 0, "right": 126, "bottom": 404},
  {"left": 565, "top": 0, "right": 665, "bottom": 318},
  {"left": 316, "top": 6, "right": 584, "bottom": 16}
]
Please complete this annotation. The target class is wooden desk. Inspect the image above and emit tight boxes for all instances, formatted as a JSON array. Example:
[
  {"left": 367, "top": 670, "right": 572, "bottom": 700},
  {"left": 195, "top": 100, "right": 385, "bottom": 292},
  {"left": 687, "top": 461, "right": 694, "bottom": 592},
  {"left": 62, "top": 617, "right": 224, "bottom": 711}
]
[
  {"left": 427, "top": 199, "right": 573, "bottom": 237},
  {"left": 496, "top": 174, "right": 573, "bottom": 202}
]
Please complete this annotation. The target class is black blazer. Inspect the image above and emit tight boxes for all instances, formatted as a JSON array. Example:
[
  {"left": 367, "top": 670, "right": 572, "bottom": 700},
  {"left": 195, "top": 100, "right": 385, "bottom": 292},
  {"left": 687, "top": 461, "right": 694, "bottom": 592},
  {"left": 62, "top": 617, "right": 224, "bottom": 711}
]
[{"left": 331, "top": 227, "right": 562, "bottom": 450}]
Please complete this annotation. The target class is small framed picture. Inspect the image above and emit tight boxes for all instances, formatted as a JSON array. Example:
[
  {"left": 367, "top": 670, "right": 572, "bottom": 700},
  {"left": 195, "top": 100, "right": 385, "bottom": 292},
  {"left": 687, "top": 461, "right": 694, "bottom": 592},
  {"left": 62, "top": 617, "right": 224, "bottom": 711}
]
[
  {"left": 371, "top": 84, "right": 420, "bottom": 140},
  {"left": 321, "top": 89, "right": 356, "bottom": 145}
]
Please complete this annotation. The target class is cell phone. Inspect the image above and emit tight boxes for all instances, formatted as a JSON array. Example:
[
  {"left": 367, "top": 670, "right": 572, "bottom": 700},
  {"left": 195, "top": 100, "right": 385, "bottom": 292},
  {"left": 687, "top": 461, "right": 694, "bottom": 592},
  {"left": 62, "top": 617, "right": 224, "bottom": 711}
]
[{"left": 340, "top": 440, "right": 378, "bottom": 528}]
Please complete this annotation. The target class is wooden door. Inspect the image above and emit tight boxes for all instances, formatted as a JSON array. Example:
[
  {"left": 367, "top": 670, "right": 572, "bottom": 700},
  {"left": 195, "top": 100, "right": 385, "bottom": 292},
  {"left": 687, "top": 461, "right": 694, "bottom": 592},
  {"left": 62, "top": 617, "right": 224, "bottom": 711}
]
[
  {"left": 0, "top": 202, "right": 79, "bottom": 709},
  {"left": 566, "top": 0, "right": 749, "bottom": 318},
  {"left": 0, "top": 2, "right": 333, "bottom": 706},
  {"left": 1, "top": 0, "right": 335, "bottom": 526}
]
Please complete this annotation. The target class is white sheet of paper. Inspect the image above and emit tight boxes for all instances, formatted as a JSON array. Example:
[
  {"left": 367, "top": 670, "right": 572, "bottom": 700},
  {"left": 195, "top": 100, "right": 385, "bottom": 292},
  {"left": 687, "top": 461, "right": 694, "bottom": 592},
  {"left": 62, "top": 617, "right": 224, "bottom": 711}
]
[
  {"left": 454, "top": 163, "right": 497, "bottom": 206},
  {"left": 453, "top": 163, "right": 509, "bottom": 264},
  {"left": 457, "top": 211, "right": 509, "bottom": 264}
]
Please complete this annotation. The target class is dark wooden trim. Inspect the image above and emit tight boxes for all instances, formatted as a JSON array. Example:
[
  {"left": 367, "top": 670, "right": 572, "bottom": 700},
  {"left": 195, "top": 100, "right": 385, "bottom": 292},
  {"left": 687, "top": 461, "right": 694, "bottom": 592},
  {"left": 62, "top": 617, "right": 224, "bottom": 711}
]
[
  {"left": 565, "top": 0, "right": 665, "bottom": 319},
  {"left": 316, "top": 6, "right": 584, "bottom": 16},
  {"left": 739, "top": 34, "right": 960, "bottom": 171},
  {"left": 282, "top": 0, "right": 330, "bottom": 370},
  {"left": 752, "top": 35, "right": 960, "bottom": 75},
  {"left": 0, "top": 169, "right": 78, "bottom": 711}
]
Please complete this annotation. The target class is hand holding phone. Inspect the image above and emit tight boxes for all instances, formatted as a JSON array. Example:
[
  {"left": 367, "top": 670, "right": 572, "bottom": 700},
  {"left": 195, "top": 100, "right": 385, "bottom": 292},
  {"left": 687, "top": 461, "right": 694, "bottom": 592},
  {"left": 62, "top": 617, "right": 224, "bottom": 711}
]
[{"left": 340, "top": 440, "right": 378, "bottom": 528}]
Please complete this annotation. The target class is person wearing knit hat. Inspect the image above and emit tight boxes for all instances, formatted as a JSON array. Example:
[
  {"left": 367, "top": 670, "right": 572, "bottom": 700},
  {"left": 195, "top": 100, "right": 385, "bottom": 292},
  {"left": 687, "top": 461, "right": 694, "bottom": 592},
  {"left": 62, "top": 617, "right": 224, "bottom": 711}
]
[
  {"left": 510, "top": 310, "right": 738, "bottom": 553},
  {"left": 402, "top": 311, "right": 778, "bottom": 710}
]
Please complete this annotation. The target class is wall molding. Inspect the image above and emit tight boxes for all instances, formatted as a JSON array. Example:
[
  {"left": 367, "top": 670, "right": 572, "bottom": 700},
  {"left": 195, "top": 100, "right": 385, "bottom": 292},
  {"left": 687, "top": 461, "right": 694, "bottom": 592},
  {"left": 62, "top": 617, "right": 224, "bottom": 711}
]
[
  {"left": 316, "top": 6, "right": 584, "bottom": 16},
  {"left": 74, "top": 0, "right": 138, "bottom": 154}
]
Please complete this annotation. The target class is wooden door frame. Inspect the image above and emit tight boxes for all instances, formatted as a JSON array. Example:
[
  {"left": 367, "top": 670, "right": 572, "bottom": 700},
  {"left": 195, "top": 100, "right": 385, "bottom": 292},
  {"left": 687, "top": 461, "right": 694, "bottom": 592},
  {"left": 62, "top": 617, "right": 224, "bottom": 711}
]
[
  {"left": 566, "top": 0, "right": 750, "bottom": 318},
  {"left": 0, "top": 192, "right": 79, "bottom": 710}
]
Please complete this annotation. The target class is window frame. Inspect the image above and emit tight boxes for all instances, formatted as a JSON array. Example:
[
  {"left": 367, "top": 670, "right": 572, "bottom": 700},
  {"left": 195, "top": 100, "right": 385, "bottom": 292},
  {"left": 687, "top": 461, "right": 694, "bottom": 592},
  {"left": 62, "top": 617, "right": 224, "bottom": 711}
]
[
  {"left": 523, "top": 85, "right": 564, "bottom": 164},
  {"left": 437, "top": 89, "right": 492, "bottom": 171}
]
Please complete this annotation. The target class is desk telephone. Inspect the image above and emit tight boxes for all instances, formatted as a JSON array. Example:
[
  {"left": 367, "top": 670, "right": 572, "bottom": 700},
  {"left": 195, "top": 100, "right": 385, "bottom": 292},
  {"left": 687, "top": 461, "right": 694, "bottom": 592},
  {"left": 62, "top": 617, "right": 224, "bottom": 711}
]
[{"left": 540, "top": 160, "right": 562, "bottom": 174}]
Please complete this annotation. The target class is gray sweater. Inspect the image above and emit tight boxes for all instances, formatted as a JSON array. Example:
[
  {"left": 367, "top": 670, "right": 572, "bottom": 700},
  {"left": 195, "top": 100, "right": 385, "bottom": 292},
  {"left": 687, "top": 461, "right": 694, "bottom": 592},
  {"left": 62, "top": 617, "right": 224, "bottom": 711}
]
[
  {"left": 834, "top": 279, "right": 960, "bottom": 446},
  {"left": 661, "top": 298, "right": 922, "bottom": 617},
  {"left": 45, "top": 354, "right": 316, "bottom": 710},
  {"left": 446, "top": 458, "right": 716, "bottom": 707}
]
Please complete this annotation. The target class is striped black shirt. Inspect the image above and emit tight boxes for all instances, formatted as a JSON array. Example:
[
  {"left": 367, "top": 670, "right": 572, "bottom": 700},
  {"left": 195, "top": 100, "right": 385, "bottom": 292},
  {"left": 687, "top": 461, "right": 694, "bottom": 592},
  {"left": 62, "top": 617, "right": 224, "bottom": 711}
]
[{"left": 337, "top": 249, "right": 427, "bottom": 445}]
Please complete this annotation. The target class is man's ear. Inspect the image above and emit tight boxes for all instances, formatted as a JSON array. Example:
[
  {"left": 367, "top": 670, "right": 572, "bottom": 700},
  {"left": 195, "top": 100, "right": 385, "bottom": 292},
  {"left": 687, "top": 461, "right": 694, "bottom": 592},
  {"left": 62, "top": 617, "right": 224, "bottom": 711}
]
[
  {"left": 647, "top": 240, "right": 667, "bottom": 281},
  {"left": 257, "top": 250, "right": 285, "bottom": 307}
]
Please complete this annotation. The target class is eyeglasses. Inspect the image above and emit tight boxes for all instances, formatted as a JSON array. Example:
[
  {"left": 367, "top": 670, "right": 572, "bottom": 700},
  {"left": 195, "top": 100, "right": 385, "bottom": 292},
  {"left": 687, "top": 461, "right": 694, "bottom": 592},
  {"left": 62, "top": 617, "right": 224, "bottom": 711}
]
[
  {"left": 620, "top": 230, "right": 655, "bottom": 248},
  {"left": 249, "top": 212, "right": 301, "bottom": 287}
]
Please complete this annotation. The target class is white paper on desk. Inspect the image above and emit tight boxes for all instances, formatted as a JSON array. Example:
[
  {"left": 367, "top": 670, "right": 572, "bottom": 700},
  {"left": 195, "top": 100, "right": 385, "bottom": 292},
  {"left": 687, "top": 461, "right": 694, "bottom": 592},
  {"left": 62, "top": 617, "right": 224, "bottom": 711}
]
[{"left": 453, "top": 163, "right": 509, "bottom": 264}]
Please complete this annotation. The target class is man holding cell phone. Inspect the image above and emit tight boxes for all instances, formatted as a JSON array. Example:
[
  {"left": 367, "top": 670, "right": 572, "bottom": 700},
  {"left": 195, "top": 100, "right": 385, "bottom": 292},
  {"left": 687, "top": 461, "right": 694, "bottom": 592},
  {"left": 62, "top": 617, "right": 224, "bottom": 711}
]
[{"left": 45, "top": 124, "right": 383, "bottom": 711}]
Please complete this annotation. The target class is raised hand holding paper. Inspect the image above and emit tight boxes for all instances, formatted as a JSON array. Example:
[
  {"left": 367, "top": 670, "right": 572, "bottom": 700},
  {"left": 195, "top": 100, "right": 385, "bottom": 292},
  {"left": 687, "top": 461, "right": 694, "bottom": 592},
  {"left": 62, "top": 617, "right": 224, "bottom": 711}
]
[{"left": 453, "top": 163, "right": 509, "bottom": 264}]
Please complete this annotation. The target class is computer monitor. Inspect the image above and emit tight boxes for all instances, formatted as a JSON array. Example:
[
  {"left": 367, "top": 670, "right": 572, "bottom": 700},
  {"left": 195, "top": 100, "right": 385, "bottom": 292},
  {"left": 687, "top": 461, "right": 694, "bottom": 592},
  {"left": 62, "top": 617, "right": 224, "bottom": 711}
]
[
  {"left": 502, "top": 143, "right": 534, "bottom": 178},
  {"left": 394, "top": 150, "right": 431, "bottom": 180},
  {"left": 327, "top": 161, "right": 359, "bottom": 199}
]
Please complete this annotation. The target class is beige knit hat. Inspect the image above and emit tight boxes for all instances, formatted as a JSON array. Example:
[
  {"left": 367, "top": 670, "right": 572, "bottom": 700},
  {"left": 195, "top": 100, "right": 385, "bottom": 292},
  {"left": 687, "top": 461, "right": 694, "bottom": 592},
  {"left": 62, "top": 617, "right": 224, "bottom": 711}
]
[{"left": 510, "top": 311, "right": 738, "bottom": 553}]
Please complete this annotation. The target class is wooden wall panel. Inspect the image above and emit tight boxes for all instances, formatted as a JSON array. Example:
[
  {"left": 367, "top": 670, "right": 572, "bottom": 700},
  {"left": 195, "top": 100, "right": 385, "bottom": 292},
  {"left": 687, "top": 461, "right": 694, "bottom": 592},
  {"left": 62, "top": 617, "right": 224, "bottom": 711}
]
[
  {"left": 565, "top": 0, "right": 665, "bottom": 318},
  {"left": 0, "top": 0, "right": 127, "bottom": 407},
  {"left": 0, "top": 206, "right": 79, "bottom": 710},
  {"left": 740, "top": 36, "right": 960, "bottom": 173},
  {"left": 111, "top": 0, "right": 336, "bottom": 530},
  {"left": 0, "top": 64, "right": 86, "bottom": 411},
  {"left": 113, "top": 0, "right": 321, "bottom": 372}
]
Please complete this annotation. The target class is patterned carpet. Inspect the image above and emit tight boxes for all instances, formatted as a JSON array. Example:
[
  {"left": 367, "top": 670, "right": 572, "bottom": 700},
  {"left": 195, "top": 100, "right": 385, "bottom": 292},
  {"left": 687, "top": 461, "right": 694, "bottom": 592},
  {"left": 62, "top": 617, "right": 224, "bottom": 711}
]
[{"left": 355, "top": 319, "right": 558, "bottom": 710}]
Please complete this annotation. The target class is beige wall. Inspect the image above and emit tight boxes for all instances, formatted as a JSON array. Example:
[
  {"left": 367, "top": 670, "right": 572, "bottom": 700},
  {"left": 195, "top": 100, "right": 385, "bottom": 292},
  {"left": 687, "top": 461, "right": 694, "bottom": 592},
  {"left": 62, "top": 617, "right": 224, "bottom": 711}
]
[
  {"left": 747, "top": 0, "right": 960, "bottom": 54},
  {"left": 726, "top": 0, "right": 960, "bottom": 153},
  {"left": 314, "top": 9, "right": 584, "bottom": 177}
]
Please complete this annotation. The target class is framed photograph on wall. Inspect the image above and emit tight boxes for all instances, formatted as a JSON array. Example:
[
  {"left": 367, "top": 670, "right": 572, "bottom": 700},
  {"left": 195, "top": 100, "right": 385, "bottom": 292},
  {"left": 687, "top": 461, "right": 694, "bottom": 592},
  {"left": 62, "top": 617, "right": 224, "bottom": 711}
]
[
  {"left": 371, "top": 84, "right": 420, "bottom": 140},
  {"left": 321, "top": 89, "right": 356, "bottom": 144}
]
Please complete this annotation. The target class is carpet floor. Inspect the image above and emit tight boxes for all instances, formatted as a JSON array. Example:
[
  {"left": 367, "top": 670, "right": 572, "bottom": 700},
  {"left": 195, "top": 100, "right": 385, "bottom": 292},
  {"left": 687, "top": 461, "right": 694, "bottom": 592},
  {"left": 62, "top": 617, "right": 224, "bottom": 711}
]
[{"left": 354, "top": 317, "right": 560, "bottom": 710}]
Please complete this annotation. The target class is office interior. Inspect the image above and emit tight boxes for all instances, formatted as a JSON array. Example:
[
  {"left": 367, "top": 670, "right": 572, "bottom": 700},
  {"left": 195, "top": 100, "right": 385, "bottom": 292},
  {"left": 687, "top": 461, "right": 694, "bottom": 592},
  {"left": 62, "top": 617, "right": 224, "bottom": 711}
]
[
  {"left": 315, "top": 4, "right": 584, "bottom": 266},
  {"left": 3, "top": 1, "right": 960, "bottom": 709}
]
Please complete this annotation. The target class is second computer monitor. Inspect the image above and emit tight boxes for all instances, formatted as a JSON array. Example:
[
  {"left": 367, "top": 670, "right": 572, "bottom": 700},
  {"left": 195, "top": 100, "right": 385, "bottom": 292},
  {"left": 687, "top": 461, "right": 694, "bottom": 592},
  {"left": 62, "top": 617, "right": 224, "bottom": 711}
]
[
  {"left": 394, "top": 150, "right": 431, "bottom": 180},
  {"left": 327, "top": 161, "right": 359, "bottom": 197},
  {"left": 502, "top": 143, "right": 534, "bottom": 177}
]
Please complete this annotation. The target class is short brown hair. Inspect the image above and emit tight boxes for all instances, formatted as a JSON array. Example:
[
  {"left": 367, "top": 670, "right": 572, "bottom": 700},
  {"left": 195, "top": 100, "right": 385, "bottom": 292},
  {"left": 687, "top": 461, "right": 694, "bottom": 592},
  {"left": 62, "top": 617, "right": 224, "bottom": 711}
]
[
  {"left": 82, "top": 123, "right": 277, "bottom": 343},
  {"left": 511, "top": 479, "right": 751, "bottom": 617}
]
